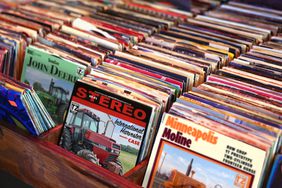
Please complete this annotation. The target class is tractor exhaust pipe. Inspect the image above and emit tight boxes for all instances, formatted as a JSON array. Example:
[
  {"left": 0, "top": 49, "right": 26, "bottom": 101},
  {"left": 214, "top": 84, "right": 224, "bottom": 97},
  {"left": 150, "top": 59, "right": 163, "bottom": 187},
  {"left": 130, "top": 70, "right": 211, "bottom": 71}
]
[{"left": 186, "top": 159, "right": 193, "bottom": 177}]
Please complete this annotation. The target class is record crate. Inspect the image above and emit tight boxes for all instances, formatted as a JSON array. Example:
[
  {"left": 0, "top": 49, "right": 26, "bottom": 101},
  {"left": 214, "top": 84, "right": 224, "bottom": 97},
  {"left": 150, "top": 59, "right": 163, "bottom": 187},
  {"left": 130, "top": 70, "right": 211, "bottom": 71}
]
[{"left": 0, "top": 122, "right": 148, "bottom": 188}]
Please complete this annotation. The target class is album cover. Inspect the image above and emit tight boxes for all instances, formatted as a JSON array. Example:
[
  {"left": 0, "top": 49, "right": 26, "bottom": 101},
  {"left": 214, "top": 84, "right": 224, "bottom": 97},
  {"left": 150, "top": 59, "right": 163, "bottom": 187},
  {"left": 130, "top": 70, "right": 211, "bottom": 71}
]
[
  {"left": 21, "top": 45, "right": 86, "bottom": 124},
  {"left": 143, "top": 113, "right": 268, "bottom": 188},
  {"left": 60, "top": 80, "right": 154, "bottom": 175}
]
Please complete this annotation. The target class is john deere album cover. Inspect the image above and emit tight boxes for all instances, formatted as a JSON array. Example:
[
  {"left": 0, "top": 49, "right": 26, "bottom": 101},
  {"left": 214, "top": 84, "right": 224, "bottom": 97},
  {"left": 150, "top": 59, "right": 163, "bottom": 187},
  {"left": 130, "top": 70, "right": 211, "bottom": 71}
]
[
  {"left": 60, "top": 80, "right": 153, "bottom": 175},
  {"left": 21, "top": 45, "right": 86, "bottom": 124}
]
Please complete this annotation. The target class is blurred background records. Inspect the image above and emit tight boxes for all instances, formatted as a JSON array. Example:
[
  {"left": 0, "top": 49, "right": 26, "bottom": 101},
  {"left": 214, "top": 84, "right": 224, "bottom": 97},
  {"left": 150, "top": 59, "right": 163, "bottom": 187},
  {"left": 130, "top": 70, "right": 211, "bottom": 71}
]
[
  {"left": 205, "top": 1, "right": 282, "bottom": 35},
  {"left": 0, "top": 12, "right": 37, "bottom": 80}
]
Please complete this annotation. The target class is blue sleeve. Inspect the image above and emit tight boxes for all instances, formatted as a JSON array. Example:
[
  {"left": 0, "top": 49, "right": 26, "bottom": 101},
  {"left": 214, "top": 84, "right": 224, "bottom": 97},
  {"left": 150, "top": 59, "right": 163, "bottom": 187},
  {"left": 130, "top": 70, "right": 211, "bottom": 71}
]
[{"left": 166, "top": 0, "right": 191, "bottom": 11}]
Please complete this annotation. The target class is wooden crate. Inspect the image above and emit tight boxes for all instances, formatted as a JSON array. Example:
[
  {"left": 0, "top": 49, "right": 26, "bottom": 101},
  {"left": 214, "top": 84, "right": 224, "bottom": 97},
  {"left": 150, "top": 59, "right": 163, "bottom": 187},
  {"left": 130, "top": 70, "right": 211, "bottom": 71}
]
[{"left": 0, "top": 123, "right": 148, "bottom": 188}]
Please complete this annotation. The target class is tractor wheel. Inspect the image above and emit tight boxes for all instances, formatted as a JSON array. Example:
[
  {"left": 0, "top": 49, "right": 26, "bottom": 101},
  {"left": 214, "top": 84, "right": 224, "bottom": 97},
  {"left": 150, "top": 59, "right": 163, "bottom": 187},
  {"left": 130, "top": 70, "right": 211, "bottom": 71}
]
[
  {"left": 61, "top": 128, "right": 72, "bottom": 151},
  {"left": 115, "top": 159, "right": 123, "bottom": 175},
  {"left": 77, "top": 149, "right": 100, "bottom": 165}
]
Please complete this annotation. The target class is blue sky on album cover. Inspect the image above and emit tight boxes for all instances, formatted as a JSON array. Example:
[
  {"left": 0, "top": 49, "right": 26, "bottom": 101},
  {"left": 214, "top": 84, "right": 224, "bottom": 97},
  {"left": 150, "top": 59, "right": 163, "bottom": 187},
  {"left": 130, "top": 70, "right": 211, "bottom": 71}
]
[{"left": 157, "top": 143, "right": 242, "bottom": 188}]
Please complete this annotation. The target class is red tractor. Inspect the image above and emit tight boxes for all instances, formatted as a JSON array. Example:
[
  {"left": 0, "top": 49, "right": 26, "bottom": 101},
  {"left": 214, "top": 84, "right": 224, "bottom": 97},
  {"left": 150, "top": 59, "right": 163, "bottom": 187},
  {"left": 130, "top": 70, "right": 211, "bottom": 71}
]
[{"left": 60, "top": 108, "right": 123, "bottom": 175}]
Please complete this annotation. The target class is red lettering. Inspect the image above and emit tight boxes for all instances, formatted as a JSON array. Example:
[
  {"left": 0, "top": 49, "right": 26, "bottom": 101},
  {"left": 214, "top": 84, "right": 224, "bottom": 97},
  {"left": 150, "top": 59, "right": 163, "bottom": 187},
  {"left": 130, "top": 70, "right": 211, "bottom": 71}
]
[
  {"left": 88, "top": 91, "right": 100, "bottom": 102},
  {"left": 76, "top": 88, "right": 147, "bottom": 124},
  {"left": 134, "top": 109, "right": 146, "bottom": 120},
  {"left": 122, "top": 104, "right": 133, "bottom": 116},
  {"left": 128, "top": 139, "right": 140, "bottom": 146},
  {"left": 110, "top": 100, "right": 122, "bottom": 112},
  {"left": 76, "top": 87, "right": 87, "bottom": 98},
  {"left": 99, "top": 95, "right": 110, "bottom": 107}
]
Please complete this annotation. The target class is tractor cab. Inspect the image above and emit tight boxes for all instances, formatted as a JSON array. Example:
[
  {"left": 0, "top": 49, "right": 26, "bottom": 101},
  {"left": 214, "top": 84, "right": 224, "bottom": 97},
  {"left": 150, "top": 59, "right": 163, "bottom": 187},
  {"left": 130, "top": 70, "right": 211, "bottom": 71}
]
[
  {"left": 67, "top": 109, "right": 100, "bottom": 145},
  {"left": 49, "top": 79, "right": 69, "bottom": 105}
]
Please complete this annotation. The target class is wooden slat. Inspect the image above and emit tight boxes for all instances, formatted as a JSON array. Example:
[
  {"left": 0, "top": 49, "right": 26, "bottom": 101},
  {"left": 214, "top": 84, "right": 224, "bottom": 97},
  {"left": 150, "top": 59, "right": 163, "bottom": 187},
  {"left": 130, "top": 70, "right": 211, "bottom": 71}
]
[
  {"left": 124, "top": 158, "right": 148, "bottom": 186},
  {"left": 0, "top": 124, "right": 141, "bottom": 188},
  {"left": 39, "top": 124, "right": 63, "bottom": 144}
]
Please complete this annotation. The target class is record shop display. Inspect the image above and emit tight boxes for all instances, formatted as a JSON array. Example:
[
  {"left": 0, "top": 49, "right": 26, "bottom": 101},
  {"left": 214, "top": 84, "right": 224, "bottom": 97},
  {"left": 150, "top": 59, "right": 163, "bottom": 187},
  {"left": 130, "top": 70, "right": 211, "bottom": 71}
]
[{"left": 0, "top": 0, "right": 280, "bottom": 188}]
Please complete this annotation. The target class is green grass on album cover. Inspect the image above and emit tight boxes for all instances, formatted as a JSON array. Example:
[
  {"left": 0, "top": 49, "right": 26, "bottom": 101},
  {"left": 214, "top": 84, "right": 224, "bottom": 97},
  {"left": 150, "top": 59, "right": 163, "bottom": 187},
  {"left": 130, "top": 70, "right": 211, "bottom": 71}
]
[{"left": 118, "top": 150, "right": 138, "bottom": 173}]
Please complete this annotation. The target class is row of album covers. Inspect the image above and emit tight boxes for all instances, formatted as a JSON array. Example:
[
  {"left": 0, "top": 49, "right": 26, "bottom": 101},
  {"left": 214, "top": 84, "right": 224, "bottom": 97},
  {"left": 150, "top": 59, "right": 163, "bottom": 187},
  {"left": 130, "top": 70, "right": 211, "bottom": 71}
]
[{"left": 0, "top": 0, "right": 281, "bottom": 187}]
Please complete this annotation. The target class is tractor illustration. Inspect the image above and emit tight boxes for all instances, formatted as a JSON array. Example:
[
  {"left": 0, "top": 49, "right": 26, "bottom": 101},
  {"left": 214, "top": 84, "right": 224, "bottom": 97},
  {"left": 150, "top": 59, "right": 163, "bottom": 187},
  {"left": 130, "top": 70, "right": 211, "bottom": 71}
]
[
  {"left": 60, "top": 108, "right": 123, "bottom": 175},
  {"left": 163, "top": 169, "right": 206, "bottom": 188},
  {"left": 36, "top": 79, "right": 69, "bottom": 123},
  {"left": 156, "top": 159, "right": 207, "bottom": 188}
]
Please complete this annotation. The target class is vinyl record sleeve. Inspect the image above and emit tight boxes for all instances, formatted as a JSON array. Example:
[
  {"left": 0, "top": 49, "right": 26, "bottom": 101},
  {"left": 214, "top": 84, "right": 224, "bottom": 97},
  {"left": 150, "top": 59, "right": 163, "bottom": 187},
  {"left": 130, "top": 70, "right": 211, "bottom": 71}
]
[
  {"left": 267, "top": 154, "right": 282, "bottom": 188},
  {"left": 60, "top": 79, "right": 154, "bottom": 174},
  {"left": 182, "top": 92, "right": 281, "bottom": 129},
  {"left": 143, "top": 113, "right": 268, "bottom": 188},
  {"left": 21, "top": 45, "right": 86, "bottom": 124},
  {"left": 177, "top": 96, "right": 280, "bottom": 137}
]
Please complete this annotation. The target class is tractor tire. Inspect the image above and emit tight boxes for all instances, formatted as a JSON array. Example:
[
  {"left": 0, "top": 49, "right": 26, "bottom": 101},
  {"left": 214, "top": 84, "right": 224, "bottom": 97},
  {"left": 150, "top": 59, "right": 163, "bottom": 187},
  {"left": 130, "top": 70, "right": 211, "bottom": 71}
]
[
  {"left": 115, "top": 159, "right": 123, "bottom": 175},
  {"left": 77, "top": 149, "right": 100, "bottom": 165},
  {"left": 61, "top": 128, "right": 72, "bottom": 151}
]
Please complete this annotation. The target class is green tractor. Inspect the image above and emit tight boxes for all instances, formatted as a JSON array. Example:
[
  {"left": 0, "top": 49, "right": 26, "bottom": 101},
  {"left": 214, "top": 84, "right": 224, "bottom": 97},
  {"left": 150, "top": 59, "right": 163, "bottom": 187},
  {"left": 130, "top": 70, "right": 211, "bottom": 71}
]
[{"left": 37, "top": 79, "right": 69, "bottom": 123}]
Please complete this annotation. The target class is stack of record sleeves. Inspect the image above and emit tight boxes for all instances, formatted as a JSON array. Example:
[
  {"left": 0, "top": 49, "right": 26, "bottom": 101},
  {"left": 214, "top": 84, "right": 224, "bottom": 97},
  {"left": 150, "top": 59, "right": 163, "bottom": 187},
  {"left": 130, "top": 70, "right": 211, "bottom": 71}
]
[
  {"left": 0, "top": 73, "right": 55, "bottom": 135},
  {"left": 141, "top": 2, "right": 282, "bottom": 188}
]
